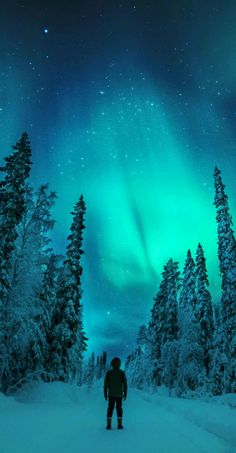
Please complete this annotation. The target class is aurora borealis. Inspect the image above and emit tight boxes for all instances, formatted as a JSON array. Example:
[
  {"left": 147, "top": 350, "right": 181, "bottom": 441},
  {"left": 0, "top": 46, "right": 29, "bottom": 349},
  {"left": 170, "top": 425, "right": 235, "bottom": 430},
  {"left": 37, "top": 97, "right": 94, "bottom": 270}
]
[{"left": 1, "top": 1, "right": 236, "bottom": 361}]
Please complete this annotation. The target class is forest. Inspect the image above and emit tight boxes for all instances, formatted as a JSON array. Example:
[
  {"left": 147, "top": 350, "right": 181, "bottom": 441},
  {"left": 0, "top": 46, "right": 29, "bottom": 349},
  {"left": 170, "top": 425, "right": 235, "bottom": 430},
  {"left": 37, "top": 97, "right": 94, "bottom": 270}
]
[{"left": 0, "top": 133, "right": 235, "bottom": 398}]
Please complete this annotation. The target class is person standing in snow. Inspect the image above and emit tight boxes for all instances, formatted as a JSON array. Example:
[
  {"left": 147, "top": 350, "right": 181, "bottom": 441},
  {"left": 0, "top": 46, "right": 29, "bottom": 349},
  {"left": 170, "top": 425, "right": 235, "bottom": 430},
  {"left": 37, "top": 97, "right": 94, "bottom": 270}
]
[{"left": 104, "top": 356, "right": 128, "bottom": 430}]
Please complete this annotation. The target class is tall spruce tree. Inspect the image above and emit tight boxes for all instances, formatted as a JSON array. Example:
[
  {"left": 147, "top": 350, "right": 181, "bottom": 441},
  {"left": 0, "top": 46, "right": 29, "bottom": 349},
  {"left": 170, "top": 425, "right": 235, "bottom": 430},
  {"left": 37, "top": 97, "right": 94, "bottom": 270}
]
[
  {"left": 159, "top": 259, "right": 180, "bottom": 389},
  {"left": 213, "top": 167, "right": 236, "bottom": 391},
  {"left": 148, "top": 261, "right": 169, "bottom": 385},
  {"left": 86, "top": 352, "right": 95, "bottom": 388},
  {"left": 148, "top": 258, "right": 179, "bottom": 386},
  {"left": 125, "top": 346, "right": 145, "bottom": 389},
  {"left": 48, "top": 195, "right": 88, "bottom": 382},
  {"left": 177, "top": 309, "right": 205, "bottom": 396},
  {"left": 211, "top": 304, "right": 231, "bottom": 394},
  {"left": 0, "top": 133, "right": 32, "bottom": 393},
  {"left": 94, "top": 352, "right": 107, "bottom": 380},
  {"left": 95, "top": 355, "right": 101, "bottom": 379},
  {"left": 179, "top": 249, "right": 196, "bottom": 312},
  {"left": 163, "top": 259, "right": 179, "bottom": 344},
  {"left": 0, "top": 133, "right": 32, "bottom": 298},
  {"left": 177, "top": 249, "right": 205, "bottom": 394},
  {"left": 100, "top": 351, "right": 107, "bottom": 376},
  {"left": 195, "top": 243, "right": 214, "bottom": 375},
  {"left": 137, "top": 325, "right": 148, "bottom": 349},
  {"left": 35, "top": 254, "right": 59, "bottom": 381}
]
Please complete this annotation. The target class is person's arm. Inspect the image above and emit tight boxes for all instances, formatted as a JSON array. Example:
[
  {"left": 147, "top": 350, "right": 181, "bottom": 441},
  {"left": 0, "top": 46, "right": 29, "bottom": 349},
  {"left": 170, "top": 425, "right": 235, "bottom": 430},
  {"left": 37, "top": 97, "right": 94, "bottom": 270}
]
[
  {"left": 104, "top": 371, "right": 109, "bottom": 399},
  {"left": 122, "top": 371, "right": 128, "bottom": 399}
]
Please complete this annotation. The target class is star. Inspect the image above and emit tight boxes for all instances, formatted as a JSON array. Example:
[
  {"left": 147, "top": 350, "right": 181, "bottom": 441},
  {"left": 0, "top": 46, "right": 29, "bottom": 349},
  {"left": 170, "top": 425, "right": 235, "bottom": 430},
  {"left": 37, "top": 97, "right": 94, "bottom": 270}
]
[{"left": 44, "top": 28, "right": 49, "bottom": 34}]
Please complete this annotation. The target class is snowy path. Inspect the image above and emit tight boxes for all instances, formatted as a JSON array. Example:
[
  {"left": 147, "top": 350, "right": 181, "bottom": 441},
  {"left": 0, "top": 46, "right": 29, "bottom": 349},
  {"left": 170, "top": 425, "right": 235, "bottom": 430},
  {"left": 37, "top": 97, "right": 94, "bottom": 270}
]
[{"left": 1, "top": 383, "right": 236, "bottom": 453}]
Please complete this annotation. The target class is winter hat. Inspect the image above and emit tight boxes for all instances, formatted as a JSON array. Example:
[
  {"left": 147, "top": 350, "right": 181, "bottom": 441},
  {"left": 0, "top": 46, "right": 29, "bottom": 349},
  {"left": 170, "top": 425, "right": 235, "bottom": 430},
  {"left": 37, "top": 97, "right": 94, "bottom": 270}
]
[{"left": 111, "top": 357, "right": 121, "bottom": 368}]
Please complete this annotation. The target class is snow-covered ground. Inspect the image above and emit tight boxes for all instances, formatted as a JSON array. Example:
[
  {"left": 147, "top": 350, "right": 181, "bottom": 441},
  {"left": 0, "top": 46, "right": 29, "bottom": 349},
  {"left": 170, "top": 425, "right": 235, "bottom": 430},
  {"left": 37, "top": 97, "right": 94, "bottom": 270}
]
[{"left": 0, "top": 382, "right": 236, "bottom": 453}]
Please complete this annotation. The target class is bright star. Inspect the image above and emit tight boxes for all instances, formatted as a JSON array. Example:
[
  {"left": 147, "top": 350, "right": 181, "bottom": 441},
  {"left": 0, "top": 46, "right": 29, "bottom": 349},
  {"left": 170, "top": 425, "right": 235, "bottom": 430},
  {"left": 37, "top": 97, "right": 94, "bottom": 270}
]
[{"left": 44, "top": 28, "right": 49, "bottom": 34}]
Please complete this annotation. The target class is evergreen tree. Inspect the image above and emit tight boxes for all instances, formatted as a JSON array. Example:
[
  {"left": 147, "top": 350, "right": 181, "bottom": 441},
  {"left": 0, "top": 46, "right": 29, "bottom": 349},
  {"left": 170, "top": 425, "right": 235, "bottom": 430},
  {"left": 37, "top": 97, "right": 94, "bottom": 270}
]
[
  {"left": 95, "top": 355, "right": 101, "bottom": 379},
  {"left": 37, "top": 254, "right": 59, "bottom": 381},
  {"left": 177, "top": 250, "right": 205, "bottom": 395},
  {"left": 70, "top": 302, "right": 88, "bottom": 385},
  {"left": 148, "top": 258, "right": 179, "bottom": 386},
  {"left": 148, "top": 262, "right": 169, "bottom": 386},
  {"left": 100, "top": 351, "right": 107, "bottom": 377},
  {"left": 0, "top": 133, "right": 32, "bottom": 286},
  {"left": 177, "top": 308, "right": 205, "bottom": 396},
  {"left": 161, "top": 340, "right": 179, "bottom": 393},
  {"left": 5, "top": 184, "right": 57, "bottom": 389},
  {"left": 213, "top": 167, "right": 236, "bottom": 391},
  {"left": 179, "top": 249, "right": 196, "bottom": 312},
  {"left": 0, "top": 133, "right": 32, "bottom": 393},
  {"left": 159, "top": 259, "right": 179, "bottom": 388},
  {"left": 211, "top": 304, "right": 231, "bottom": 394},
  {"left": 94, "top": 352, "right": 107, "bottom": 380},
  {"left": 48, "top": 195, "right": 88, "bottom": 382},
  {"left": 125, "top": 346, "right": 145, "bottom": 389},
  {"left": 163, "top": 259, "right": 179, "bottom": 344},
  {"left": 195, "top": 243, "right": 214, "bottom": 375},
  {"left": 137, "top": 325, "right": 147, "bottom": 350},
  {"left": 86, "top": 352, "right": 95, "bottom": 388},
  {"left": 10, "top": 184, "right": 57, "bottom": 308}
]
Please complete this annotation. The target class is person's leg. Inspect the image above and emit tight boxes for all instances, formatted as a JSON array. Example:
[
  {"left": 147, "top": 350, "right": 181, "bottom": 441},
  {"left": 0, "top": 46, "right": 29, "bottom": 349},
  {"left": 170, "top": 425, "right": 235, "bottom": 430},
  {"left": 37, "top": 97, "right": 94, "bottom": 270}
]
[
  {"left": 115, "top": 397, "right": 123, "bottom": 418},
  {"left": 115, "top": 397, "right": 123, "bottom": 428},
  {"left": 106, "top": 396, "right": 115, "bottom": 429}
]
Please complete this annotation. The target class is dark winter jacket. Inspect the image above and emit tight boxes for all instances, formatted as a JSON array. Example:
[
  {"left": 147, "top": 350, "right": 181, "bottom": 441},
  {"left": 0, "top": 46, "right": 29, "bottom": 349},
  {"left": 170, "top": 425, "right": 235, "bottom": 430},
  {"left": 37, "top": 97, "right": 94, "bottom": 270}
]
[{"left": 104, "top": 368, "right": 128, "bottom": 398}]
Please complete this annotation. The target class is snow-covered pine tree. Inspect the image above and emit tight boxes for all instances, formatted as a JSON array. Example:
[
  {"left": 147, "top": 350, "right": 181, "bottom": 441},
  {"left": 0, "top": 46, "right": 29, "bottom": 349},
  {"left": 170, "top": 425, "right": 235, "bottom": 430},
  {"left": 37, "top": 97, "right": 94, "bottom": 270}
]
[
  {"left": 100, "top": 352, "right": 107, "bottom": 377},
  {"left": 195, "top": 243, "right": 214, "bottom": 375},
  {"left": 161, "top": 259, "right": 179, "bottom": 389},
  {"left": 86, "top": 352, "right": 95, "bottom": 388},
  {"left": 0, "top": 133, "right": 32, "bottom": 298},
  {"left": 177, "top": 250, "right": 205, "bottom": 395},
  {"left": 148, "top": 258, "right": 179, "bottom": 387},
  {"left": 95, "top": 355, "right": 101, "bottom": 379},
  {"left": 213, "top": 167, "right": 236, "bottom": 391},
  {"left": 125, "top": 346, "right": 146, "bottom": 389},
  {"left": 137, "top": 324, "right": 148, "bottom": 351},
  {"left": 5, "top": 184, "right": 57, "bottom": 390},
  {"left": 36, "top": 254, "right": 59, "bottom": 382},
  {"left": 211, "top": 304, "right": 231, "bottom": 394},
  {"left": 10, "top": 183, "right": 57, "bottom": 310},
  {"left": 162, "top": 259, "right": 179, "bottom": 344},
  {"left": 124, "top": 322, "right": 153, "bottom": 391},
  {"left": 160, "top": 259, "right": 180, "bottom": 389},
  {"left": 0, "top": 133, "right": 32, "bottom": 393},
  {"left": 94, "top": 352, "right": 107, "bottom": 380},
  {"left": 48, "top": 195, "right": 88, "bottom": 383},
  {"left": 179, "top": 249, "right": 196, "bottom": 312},
  {"left": 161, "top": 340, "right": 179, "bottom": 394},
  {"left": 148, "top": 261, "right": 169, "bottom": 386},
  {"left": 72, "top": 302, "right": 88, "bottom": 385},
  {"left": 177, "top": 308, "right": 205, "bottom": 396}
]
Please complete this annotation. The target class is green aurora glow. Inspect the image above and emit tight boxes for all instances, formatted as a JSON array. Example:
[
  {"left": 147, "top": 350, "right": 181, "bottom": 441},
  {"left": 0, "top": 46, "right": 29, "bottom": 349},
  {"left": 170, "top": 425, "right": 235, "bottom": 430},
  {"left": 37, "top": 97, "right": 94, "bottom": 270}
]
[{"left": 51, "top": 80, "right": 227, "bottom": 302}]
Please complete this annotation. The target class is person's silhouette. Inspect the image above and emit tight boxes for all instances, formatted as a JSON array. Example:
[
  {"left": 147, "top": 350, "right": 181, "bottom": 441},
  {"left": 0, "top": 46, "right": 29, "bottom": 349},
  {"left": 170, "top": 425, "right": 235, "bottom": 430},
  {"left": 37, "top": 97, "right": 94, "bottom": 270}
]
[{"left": 104, "top": 357, "right": 128, "bottom": 430}]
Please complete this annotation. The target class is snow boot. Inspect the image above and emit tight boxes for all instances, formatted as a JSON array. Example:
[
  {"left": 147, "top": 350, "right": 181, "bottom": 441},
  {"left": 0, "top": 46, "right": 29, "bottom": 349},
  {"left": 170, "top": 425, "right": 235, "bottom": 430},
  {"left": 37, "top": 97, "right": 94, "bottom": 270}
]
[
  {"left": 106, "top": 417, "right": 112, "bottom": 430},
  {"left": 117, "top": 417, "right": 123, "bottom": 429}
]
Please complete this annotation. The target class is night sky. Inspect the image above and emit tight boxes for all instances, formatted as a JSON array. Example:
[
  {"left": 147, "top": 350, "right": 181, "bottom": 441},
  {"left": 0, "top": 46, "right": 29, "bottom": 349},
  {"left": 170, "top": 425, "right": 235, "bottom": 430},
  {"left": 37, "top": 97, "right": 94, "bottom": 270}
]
[{"left": 1, "top": 0, "right": 236, "bottom": 363}]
